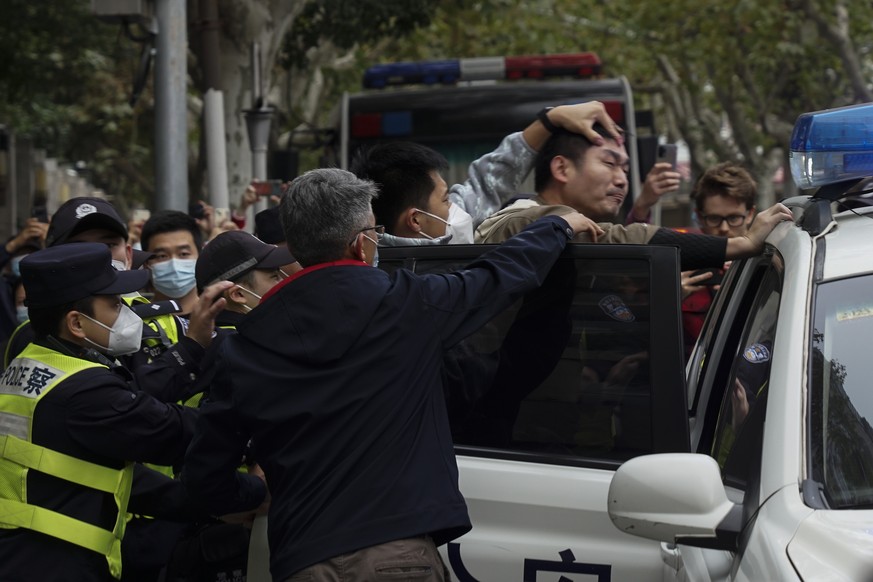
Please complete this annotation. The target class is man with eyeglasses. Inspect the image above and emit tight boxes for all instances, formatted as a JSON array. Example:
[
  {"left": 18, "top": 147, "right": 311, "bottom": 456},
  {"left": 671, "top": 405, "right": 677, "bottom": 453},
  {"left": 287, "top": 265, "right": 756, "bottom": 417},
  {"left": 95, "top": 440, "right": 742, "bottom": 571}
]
[
  {"left": 681, "top": 162, "right": 758, "bottom": 355},
  {"left": 692, "top": 162, "right": 757, "bottom": 237},
  {"left": 181, "top": 167, "right": 604, "bottom": 582}
]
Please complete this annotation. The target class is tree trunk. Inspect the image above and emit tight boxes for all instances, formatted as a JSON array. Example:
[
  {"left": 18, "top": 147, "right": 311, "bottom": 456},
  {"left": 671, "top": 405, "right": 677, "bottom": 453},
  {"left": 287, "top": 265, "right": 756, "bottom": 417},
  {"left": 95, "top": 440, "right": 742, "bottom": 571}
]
[
  {"left": 800, "top": 0, "right": 873, "bottom": 104},
  {"left": 215, "top": 0, "right": 305, "bottom": 201}
]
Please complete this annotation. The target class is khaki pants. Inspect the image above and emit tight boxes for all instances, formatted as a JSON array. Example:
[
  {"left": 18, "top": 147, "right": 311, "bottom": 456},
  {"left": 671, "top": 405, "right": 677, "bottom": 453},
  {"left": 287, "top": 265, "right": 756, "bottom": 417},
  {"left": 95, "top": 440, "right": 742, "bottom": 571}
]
[{"left": 286, "top": 536, "right": 450, "bottom": 582}]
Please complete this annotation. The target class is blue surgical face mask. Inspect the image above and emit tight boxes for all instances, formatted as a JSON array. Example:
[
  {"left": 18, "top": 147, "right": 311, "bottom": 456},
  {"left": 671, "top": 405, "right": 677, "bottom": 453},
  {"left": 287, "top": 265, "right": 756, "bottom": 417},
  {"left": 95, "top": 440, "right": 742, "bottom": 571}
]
[
  {"left": 9, "top": 255, "right": 26, "bottom": 278},
  {"left": 150, "top": 258, "right": 197, "bottom": 298},
  {"left": 15, "top": 305, "right": 28, "bottom": 324}
]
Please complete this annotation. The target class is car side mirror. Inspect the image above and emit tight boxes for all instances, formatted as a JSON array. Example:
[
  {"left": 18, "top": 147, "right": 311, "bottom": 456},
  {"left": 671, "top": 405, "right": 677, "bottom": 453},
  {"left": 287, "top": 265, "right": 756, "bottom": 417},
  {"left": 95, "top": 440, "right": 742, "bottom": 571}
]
[{"left": 608, "top": 453, "right": 741, "bottom": 550}]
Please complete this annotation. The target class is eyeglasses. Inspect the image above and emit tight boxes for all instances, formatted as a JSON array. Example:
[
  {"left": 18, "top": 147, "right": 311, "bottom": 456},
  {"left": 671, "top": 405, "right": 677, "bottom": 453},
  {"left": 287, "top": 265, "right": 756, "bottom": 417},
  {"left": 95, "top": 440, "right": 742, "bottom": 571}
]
[
  {"left": 699, "top": 213, "right": 747, "bottom": 228},
  {"left": 348, "top": 225, "right": 385, "bottom": 245}
]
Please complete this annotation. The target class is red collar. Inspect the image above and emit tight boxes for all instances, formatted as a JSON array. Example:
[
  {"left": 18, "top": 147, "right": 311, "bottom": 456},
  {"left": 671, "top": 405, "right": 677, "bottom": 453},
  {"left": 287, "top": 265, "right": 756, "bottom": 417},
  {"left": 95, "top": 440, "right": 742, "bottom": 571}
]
[{"left": 260, "top": 259, "right": 368, "bottom": 303}]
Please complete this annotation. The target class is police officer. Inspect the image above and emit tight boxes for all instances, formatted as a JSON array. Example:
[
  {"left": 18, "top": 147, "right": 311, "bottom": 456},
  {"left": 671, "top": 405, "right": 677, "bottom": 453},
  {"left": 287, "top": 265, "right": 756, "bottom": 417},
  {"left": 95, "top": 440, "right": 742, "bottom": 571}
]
[
  {"left": 195, "top": 230, "right": 295, "bottom": 325},
  {"left": 4, "top": 197, "right": 220, "bottom": 405},
  {"left": 174, "top": 230, "right": 294, "bottom": 409},
  {"left": 158, "top": 231, "right": 292, "bottom": 582},
  {"left": 0, "top": 243, "right": 262, "bottom": 581}
]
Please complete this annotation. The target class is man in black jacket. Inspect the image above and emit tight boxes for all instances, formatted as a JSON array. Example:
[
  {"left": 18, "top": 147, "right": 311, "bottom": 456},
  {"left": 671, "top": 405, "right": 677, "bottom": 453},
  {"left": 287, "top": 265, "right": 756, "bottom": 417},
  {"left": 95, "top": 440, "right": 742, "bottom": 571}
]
[{"left": 182, "top": 168, "right": 602, "bottom": 581}]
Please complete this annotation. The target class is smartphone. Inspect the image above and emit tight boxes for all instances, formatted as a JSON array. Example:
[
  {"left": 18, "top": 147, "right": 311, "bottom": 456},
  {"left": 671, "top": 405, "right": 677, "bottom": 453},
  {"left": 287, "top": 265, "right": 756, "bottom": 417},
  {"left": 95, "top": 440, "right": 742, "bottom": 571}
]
[
  {"left": 656, "top": 143, "right": 678, "bottom": 170},
  {"left": 691, "top": 268, "right": 723, "bottom": 286},
  {"left": 132, "top": 209, "right": 151, "bottom": 223},
  {"left": 188, "top": 202, "right": 206, "bottom": 220},
  {"left": 32, "top": 205, "right": 49, "bottom": 223},
  {"left": 251, "top": 179, "right": 283, "bottom": 197}
]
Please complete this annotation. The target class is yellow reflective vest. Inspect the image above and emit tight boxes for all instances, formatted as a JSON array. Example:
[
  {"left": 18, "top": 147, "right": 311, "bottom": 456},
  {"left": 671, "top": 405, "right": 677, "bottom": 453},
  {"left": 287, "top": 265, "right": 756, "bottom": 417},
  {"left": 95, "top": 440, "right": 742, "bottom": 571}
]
[
  {"left": 123, "top": 295, "right": 182, "bottom": 351},
  {"left": 0, "top": 344, "right": 133, "bottom": 580}
]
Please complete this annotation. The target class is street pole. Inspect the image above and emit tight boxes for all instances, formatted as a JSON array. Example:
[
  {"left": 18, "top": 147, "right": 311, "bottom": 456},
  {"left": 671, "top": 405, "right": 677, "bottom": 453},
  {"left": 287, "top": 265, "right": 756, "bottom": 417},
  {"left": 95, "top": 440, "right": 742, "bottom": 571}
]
[
  {"left": 244, "top": 42, "right": 273, "bottom": 216},
  {"left": 154, "top": 0, "right": 188, "bottom": 211},
  {"left": 198, "top": 0, "right": 230, "bottom": 221}
]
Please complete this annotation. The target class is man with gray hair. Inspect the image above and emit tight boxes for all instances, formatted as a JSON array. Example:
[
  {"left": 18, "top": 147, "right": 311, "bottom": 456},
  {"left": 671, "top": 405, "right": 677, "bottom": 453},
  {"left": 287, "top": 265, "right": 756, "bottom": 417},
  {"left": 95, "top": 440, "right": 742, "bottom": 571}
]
[{"left": 182, "top": 168, "right": 601, "bottom": 581}]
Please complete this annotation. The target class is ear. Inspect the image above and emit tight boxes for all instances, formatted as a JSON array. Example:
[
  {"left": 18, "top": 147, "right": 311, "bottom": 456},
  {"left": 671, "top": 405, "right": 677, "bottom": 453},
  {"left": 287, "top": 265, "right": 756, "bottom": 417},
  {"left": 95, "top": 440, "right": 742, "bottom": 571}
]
[
  {"left": 125, "top": 245, "right": 133, "bottom": 270},
  {"left": 226, "top": 286, "right": 248, "bottom": 306},
  {"left": 550, "top": 155, "right": 573, "bottom": 185},
  {"left": 66, "top": 311, "right": 87, "bottom": 340},
  {"left": 401, "top": 208, "right": 423, "bottom": 233},
  {"left": 351, "top": 234, "right": 367, "bottom": 262}
]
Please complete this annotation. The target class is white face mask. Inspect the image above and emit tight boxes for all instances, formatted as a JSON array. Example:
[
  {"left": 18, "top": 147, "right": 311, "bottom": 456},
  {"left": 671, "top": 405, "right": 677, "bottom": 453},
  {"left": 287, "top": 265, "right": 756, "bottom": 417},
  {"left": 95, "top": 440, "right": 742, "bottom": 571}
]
[
  {"left": 362, "top": 234, "right": 379, "bottom": 268},
  {"left": 414, "top": 203, "right": 475, "bottom": 244},
  {"left": 446, "top": 203, "right": 475, "bottom": 244},
  {"left": 111, "top": 259, "right": 127, "bottom": 271},
  {"left": 80, "top": 304, "right": 144, "bottom": 356}
]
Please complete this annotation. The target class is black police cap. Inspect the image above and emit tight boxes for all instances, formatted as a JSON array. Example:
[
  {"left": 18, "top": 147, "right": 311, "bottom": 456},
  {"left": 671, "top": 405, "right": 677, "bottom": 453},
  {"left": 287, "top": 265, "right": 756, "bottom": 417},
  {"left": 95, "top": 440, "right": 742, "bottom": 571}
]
[
  {"left": 46, "top": 197, "right": 128, "bottom": 247},
  {"left": 21, "top": 243, "right": 150, "bottom": 308},
  {"left": 131, "top": 249, "right": 156, "bottom": 270},
  {"left": 254, "top": 206, "right": 285, "bottom": 245},
  {"left": 195, "top": 230, "right": 295, "bottom": 290}
]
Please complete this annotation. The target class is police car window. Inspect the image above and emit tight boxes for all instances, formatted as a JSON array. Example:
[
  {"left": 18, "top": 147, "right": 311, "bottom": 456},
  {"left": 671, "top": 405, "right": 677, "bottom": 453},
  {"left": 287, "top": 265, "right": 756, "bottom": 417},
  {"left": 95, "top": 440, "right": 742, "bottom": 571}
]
[
  {"left": 416, "top": 256, "right": 657, "bottom": 464},
  {"left": 809, "top": 274, "right": 873, "bottom": 509},
  {"left": 712, "top": 266, "right": 781, "bottom": 487},
  {"left": 685, "top": 260, "right": 743, "bottom": 407}
]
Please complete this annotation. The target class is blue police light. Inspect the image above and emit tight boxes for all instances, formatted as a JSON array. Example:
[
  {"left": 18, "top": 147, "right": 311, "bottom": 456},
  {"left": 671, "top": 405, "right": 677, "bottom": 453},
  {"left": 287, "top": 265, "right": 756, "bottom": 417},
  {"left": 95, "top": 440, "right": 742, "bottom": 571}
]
[
  {"left": 364, "top": 60, "right": 461, "bottom": 89},
  {"left": 790, "top": 102, "right": 873, "bottom": 189}
]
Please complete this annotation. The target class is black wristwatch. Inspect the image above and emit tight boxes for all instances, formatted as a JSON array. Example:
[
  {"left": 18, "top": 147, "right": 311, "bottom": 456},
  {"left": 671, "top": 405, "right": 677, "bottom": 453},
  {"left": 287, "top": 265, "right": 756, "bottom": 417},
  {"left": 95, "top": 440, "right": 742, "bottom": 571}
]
[{"left": 537, "top": 107, "right": 559, "bottom": 133}]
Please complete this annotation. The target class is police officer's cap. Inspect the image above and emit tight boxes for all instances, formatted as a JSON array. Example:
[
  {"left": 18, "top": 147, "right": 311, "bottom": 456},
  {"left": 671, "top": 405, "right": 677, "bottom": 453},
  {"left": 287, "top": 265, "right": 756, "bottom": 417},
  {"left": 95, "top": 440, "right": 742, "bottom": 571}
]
[
  {"left": 196, "top": 230, "right": 295, "bottom": 290},
  {"left": 254, "top": 206, "right": 285, "bottom": 245},
  {"left": 131, "top": 249, "right": 156, "bottom": 270},
  {"left": 21, "top": 243, "right": 150, "bottom": 308},
  {"left": 46, "top": 197, "right": 128, "bottom": 247}
]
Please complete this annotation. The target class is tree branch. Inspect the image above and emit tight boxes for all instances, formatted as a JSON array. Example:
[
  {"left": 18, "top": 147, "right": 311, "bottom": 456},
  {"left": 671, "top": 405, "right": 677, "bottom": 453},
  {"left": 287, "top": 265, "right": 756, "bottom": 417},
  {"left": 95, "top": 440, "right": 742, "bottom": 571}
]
[{"left": 798, "top": 0, "right": 873, "bottom": 102}]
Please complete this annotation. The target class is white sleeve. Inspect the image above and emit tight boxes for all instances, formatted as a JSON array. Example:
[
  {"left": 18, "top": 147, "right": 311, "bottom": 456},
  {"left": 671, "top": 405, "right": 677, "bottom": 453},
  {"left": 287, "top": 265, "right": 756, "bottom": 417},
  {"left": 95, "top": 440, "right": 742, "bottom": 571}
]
[{"left": 448, "top": 131, "right": 537, "bottom": 226}]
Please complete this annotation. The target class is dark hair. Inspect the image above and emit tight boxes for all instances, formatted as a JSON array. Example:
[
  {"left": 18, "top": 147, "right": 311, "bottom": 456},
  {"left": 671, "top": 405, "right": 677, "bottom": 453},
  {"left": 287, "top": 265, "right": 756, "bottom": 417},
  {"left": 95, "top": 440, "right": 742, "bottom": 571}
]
[
  {"left": 29, "top": 296, "right": 96, "bottom": 340},
  {"left": 350, "top": 142, "right": 448, "bottom": 234},
  {"left": 533, "top": 125, "right": 613, "bottom": 193},
  {"left": 692, "top": 162, "right": 757, "bottom": 211},
  {"left": 141, "top": 210, "right": 203, "bottom": 252},
  {"left": 233, "top": 270, "right": 256, "bottom": 288}
]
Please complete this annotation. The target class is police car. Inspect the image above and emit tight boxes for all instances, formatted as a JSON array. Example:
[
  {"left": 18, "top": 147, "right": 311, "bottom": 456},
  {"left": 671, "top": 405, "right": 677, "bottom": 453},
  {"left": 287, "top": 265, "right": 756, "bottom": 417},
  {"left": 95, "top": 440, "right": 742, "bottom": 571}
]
[
  {"left": 609, "top": 102, "right": 873, "bottom": 580},
  {"left": 247, "top": 103, "right": 873, "bottom": 581}
]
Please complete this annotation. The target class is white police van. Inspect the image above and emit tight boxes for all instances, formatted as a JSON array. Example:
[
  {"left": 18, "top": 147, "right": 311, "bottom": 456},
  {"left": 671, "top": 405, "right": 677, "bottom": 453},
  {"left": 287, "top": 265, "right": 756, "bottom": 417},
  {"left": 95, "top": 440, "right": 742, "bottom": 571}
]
[{"left": 248, "top": 103, "right": 873, "bottom": 581}]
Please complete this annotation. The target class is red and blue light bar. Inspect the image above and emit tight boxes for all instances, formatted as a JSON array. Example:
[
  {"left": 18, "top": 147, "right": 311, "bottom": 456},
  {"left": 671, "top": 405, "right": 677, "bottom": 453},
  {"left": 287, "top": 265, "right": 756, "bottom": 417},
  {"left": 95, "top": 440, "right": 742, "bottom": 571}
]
[
  {"left": 349, "top": 98, "right": 624, "bottom": 140},
  {"left": 363, "top": 53, "right": 602, "bottom": 89}
]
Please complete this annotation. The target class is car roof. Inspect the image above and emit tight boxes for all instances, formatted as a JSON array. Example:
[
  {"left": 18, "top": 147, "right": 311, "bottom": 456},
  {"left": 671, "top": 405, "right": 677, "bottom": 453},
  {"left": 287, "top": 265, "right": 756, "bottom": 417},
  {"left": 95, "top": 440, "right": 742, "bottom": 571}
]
[{"left": 822, "top": 204, "right": 873, "bottom": 280}]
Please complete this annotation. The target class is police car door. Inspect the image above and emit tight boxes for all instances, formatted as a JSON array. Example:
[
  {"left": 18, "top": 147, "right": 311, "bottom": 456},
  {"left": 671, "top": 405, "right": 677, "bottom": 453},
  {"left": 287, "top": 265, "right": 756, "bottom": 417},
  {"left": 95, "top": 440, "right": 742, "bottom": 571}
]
[
  {"left": 677, "top": 251, "right": 787, "bottom": 581},
  {"left": 379, "top": 242, "right": 689, "bottom": 582}
]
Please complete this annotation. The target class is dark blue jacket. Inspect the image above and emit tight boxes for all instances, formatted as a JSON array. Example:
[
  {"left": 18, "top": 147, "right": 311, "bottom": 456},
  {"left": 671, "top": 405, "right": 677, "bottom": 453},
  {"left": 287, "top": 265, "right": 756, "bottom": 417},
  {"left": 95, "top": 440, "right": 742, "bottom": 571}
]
[{"left": 182, "top": 215, "right": 576, "bottom": 579}]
